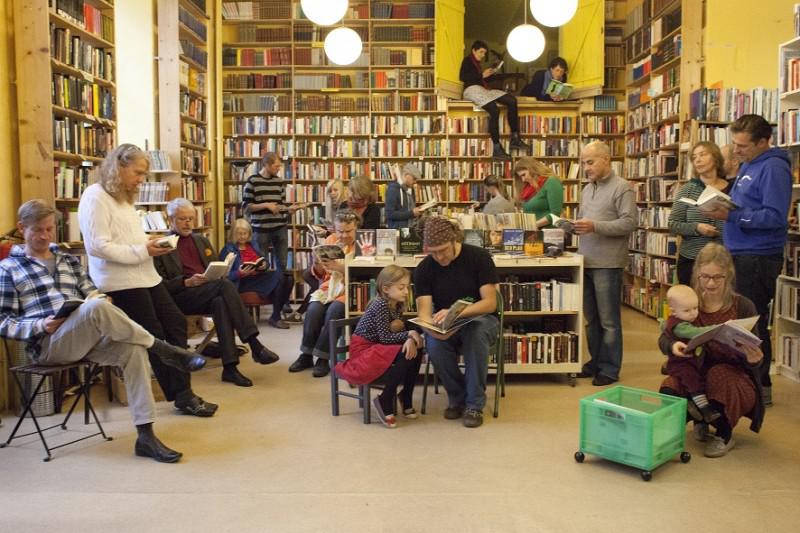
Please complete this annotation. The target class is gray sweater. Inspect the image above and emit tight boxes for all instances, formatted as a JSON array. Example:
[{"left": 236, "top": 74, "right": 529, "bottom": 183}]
[
  {"left": 483, "top": 194, "right": 516, "bottom": 215},
  {"left": 577, "top": 170, "right": 636, "bottom": 268}
]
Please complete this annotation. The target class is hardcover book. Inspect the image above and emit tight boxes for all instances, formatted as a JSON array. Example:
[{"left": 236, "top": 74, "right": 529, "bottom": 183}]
[
  {"left": 502, "top": 228, "right": 524, "bottom": 255},
  {"left": 354, "top": 229, "right": 377, "bottom": 257},
  {"left": 523, "top": 230, "right": 544, "bottom": 256},
  {"left": 375, "top": 228, "right": 399, "bottom": 257},
  {"left": 398, "top": 227, "right": 423, "bottom": 255}
]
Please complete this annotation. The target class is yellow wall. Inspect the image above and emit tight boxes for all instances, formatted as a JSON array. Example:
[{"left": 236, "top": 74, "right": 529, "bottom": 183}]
[
  {"left": 705, "top": 0, "right": 797, "bottom": 90},
  {"left": 559, "top": 0, "right": 604, "bottom": 90},
  {"left": 0, "top": 0, "right": 20, "bottom": 232}
]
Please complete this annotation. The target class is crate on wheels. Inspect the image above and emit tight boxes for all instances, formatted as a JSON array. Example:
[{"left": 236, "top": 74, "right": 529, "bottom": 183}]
[{"left": 575, "top": 385, "right": 692, "bottom": 481}]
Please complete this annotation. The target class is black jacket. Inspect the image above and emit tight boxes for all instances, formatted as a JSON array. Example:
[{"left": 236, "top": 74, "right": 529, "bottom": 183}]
[
  {"left": 153, "top": 233, "right": 216, "bottom": 294},
  {"left": 339, "top": 202, "right": 381, "bottom": 229},
  {"left": 459, "top": 55, "right": 489, "bottom": 89}
]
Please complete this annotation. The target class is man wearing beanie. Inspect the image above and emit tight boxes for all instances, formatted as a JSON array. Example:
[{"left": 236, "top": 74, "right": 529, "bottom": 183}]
[
  {"left": 385, "top": 163, "right": 422, "bottom": 229},
  {"left": 413, "top": 216, "right": 499, "bottom": 428}
]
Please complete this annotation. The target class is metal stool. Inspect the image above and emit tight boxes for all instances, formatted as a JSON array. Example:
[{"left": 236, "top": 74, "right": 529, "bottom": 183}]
[{"left": 1, "top": 360, "right": 112, "bottom": 461}]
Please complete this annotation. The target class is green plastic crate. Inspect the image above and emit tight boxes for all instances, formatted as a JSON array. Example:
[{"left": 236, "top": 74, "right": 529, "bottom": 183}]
[{"left": 578, "top": 386, "right": 688, "bottom": 474}]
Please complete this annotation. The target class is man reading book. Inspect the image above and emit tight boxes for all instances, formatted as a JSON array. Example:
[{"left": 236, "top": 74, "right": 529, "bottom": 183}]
[
  {"left": 153, "top": 198, "right": 281, "bottom": 388},
  {"left": 521, "top": 56, "right": 569, "bottom": 102},
  {"left": 413, "top": 216, "right": 499, "bottom": 428}
]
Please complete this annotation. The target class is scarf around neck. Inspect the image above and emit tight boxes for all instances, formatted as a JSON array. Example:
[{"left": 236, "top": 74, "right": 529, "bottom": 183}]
[{"left": 469, "top": 53, "right": 488, "bottom": 88}]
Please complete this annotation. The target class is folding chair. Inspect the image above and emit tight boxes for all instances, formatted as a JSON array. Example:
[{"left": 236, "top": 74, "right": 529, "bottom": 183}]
[
  {"left": 186, "top": 315, "right": 217, "bottom": 354},
  {"left": 421, "top": 289, "right": 506, "bottom": 418},
  {"left": 1, "top": 360, "right": 112, "bottom": 461}
]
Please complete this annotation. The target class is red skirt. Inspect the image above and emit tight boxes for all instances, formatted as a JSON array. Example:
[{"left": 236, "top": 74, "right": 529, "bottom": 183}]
[{"left": 334, "top": 334, "right": 401, "bottom": 385}]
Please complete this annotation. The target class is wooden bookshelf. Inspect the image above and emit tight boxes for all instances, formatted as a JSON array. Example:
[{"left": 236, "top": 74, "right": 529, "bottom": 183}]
[{"left": 14, "top": 0, "right": 117, "bottom": 243}]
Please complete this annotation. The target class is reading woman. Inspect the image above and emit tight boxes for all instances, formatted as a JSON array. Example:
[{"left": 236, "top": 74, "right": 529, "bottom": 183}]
[{"left": 521, "top": 56, "right": 568, "bottom": 101}]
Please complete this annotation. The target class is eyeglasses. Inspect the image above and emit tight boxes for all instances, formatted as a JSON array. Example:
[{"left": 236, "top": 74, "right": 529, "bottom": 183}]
[{"left": 698, "top": 274, "right": 726, "bottom": 282}]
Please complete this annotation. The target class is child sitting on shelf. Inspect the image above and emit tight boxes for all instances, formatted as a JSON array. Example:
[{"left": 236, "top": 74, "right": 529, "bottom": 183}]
[
  {"left": 661, "top": 284, "right": 721, "bottom": 423},
  {"left": 334, "top": 264, "right": 423, "bottom": 428}
]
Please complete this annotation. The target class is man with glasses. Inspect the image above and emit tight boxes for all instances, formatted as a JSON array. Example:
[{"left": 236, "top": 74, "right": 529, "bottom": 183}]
[
  {"left": 705, "top": 114, "right": 792, "bottom": 406},
  {"left": 413, "top": 216, "right": 499, "bottom": 428}
]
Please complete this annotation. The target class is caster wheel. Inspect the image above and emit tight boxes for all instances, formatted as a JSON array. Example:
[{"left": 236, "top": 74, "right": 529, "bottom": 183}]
[
  {"left": 106, "top": 437, "right": 114, "bottom": 442},
  {"left": 641, "top": 470, "right": 652, "bottom": 482},
  {"left": 680, "top": 451, "right": 691, "bottom": 463},
  {"left": 574, "top": 451, "right": 585, "bottom": 463}
]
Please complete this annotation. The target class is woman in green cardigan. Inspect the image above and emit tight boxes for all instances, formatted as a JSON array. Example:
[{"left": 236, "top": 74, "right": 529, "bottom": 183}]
[{"left": 514, "top": 156, "right": 564, "bottom": 228}]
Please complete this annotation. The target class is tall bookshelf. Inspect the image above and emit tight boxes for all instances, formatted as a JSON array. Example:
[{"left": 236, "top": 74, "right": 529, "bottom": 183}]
[
  {"left": 14, "top": 0, "right": 117, "bottom": 244},
  {"left": 157, "top": 0, "right": 215, "bottom": 243},
  {"left": 621, "top": 0, "right": 702, "bottom": 320}
]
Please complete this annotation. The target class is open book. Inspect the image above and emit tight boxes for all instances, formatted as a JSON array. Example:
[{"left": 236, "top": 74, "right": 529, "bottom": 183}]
[
  {"left": 418, "top": 199, "right": 438, "bottom": 212},
  {"left": 683, "top": 315, "right": 761, "bottom": 357},
  {"left": 313, "top": 244, "right": 345, "bottom": 262},
  {"left": 155, "top": 234, "right": 179, "bottom": 249},
  {"left": 545, "top": 79, "right": 574, "bottom": 99},
  {"left": 551, "top": 214, "right": 576, "bottom": 234},
  {"left": 679, "top": 186, "right": 739, "bottom": 212},
  {"left": 53, "top": 293, "right": 107, "bottom": 319},
  {"left": 408, "top": 299, "right": 481, "bottom": 335},
  {"left": 241, "top": 256, "right": 266, "bottom": 271},
  {"left": 204, "top": 252, "right": 235, "bottom": 280}
]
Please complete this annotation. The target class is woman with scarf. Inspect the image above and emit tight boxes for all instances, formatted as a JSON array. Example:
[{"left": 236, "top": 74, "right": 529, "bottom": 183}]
[
  {"left": 514, "top": 156, "right": 564, "bottom": 228},
  {"left": 459, "top": 40, "right": 530, "bottom": 160},
  {"left": 340, "top": 176, "right": 381, "bottom": 229}
]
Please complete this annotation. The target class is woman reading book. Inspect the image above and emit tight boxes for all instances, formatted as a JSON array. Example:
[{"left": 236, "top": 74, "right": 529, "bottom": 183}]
[
  {"left": 657, "top": 243, "right": 765, "bottom": 458},
  {"left": 514, "top": 157, "right": 564, "bottom": 228},
  {"left": 521, "top": 56, "right": 568, "bottom": 101}
]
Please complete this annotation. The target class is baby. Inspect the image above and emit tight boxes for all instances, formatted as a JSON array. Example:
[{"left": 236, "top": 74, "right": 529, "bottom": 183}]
[{"left": 661, "top": 284, "right": 720, "bottom": 423}]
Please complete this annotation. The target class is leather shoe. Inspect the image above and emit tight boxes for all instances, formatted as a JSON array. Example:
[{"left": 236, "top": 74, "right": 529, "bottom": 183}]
[
  {"left": 288, "top": 354, "right": 314, "bottom": 372},
  {"left": 267, "top": 318, "right": 290, "bottom": 329},
  {"left": 592, "top": 374, "right": 617, "bottom": 386},
  {"left": 151, "top": 339, "right": 206, "bottom": 372},
  {"left": 222, "top": 366, "right": 253, "bottom": 387},
  {"left": 443, "top": 406, "right": 464, "bottom": 419},
  {"left": 252, "top": 347, "right": 280, "bottom": 365},
  {"left": 576, "top": 370, "right": 594, "bottom": 379},
  {"left": 175, "top": 395, "right": 218, "bottom": 417},
  {"left": 312, "top": 358, "right": 330, "bottom": 378},
  {"left": 135, "top": 433, "right": 182, "bottom": 463}
]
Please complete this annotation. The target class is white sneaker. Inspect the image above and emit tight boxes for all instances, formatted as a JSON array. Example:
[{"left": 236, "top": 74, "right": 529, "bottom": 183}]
[{"left": 704, "top": 435, "right": 735, "bottom": 458}]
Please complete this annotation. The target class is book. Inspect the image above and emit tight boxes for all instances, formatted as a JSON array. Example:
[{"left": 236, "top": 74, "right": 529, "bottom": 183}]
[
  {"left": 408, "top": 299, "right": 481, "bottom": 334},
  {"left": 204, "top": 252, "right": 236, "bottom": 280},
  {"left": 399, "top": 227, "right": 423, "bottom": 255},
  {"left": 503, "top": 228, "right": 524, "bottom": 255},
  {"left": 53, "top": 293, "right": 107, "bottom": 319},
  {"left": 241, "top": 256, "right": 266, "bottom": 271},
  {"left": 545, "top": 79, "right": 574, "bottom": 99},
  {"left": 542, "top": 228, "right": 565, "bottom": 254},
  {"left": 463, "top": 228, "right": 485, "bottom": 248},
  {"left": 312, "top": 244, "right": 345, "bottom": 262},
  {"left": 418, "top": 199, "right": 438, "bottom": 212},
  {"left": 492, "top": 60, "right": 504, "bottom": 71},
  {"left": 355, "top": 229, "right": 377, "bottom": 257},
  {"left": 683, "top": 315, "right": 761, "bottom": 357},
  {"left": 523, "top": 230, "right": 544, "bottom": 256},
  {"left": 155, "top": 234, "right": 179, "bottom": 249},
  {"left": 485, "top": 227, "right": 504, "bottom": 253},
  {"left": 551, "top": 215, "right": 576, "bottom": 234},
  {"left": 375, "top": 228, "right": 399, "bottom": 257},
  {"left": 678, "top": 186, "right": 740, "bottom": 212}
]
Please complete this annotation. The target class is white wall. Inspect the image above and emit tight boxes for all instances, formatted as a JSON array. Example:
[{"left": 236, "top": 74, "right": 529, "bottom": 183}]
[{"left": 115, "top": 0, "right": 156, "bottom": 149}]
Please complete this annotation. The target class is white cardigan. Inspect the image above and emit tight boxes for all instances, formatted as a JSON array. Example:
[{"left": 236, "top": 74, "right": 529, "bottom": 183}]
[{"left": 78, "top": 183, "right": 162, "bottom": 293}]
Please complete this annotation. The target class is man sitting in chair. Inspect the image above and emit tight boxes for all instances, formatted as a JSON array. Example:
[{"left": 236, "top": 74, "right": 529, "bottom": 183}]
[
  {"left": 153, "top": 198, "right": 280, "bottom": 388},
  {"left": 0, "top": 200, "right": 207, "bottom": 463},
  {"left": 413, "top": 216, "right": 499, "bottom": 428}
]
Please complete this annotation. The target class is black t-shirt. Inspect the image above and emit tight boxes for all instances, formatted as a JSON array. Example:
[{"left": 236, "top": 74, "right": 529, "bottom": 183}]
[{"left": 413, "top": 244, "right": 498, "bottom": 311}]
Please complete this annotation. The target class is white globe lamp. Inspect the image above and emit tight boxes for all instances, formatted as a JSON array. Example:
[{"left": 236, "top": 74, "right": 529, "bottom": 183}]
[
  {"left": 301, "top": 0, "right": 348, "bottom": 26},
  {"left": 530, "top": 0, "right": 578, "bottom": 27},
  {"left": 506, "top": 24, "right": 545, "bottom": 63},
  {"left": 324, "top": 27, "right": 363, "bottom": 66}
]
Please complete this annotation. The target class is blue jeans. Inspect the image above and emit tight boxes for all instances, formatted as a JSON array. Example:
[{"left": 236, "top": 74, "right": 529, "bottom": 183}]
[
  {"left": 583, "top": 268, "right": 623, "bottom": 380},
  {"left": 425, "top": 314, "right": 499, "bottom": 411},
  {"left": 300, "top": 300, "right": 345, "bottom": 360},
  {"left": 255, "top": 226, "right": 289, "bottom": 272}
]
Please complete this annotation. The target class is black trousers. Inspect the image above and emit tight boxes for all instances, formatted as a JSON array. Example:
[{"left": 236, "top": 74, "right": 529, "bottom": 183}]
[
  {"left": 171, "top": 279, "right": 259, "bottom": 366},
  {"left": 377, "top": 350, "right": 423, "bottom": 414},
  {"left": 482, "top": 93, "right": 520, "bottom": 144},
  {"left": 107, "top": 282, "right": 190, "bottom": 402},
  {"left": 676, "top": 254, "right": 694, "bottom": 286},
  {"left": 733, "top": 253, "right": 783, "bottom": 387}
]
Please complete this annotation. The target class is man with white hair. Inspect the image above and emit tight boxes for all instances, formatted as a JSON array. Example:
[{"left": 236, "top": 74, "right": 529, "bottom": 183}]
[{"left": 153, "top": 198, "right": 280, "bottom": 388}]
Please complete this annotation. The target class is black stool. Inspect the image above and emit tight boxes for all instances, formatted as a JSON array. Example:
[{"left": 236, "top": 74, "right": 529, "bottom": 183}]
[{"left": 1, "top": 360, "right": 112, "bottom": 461}]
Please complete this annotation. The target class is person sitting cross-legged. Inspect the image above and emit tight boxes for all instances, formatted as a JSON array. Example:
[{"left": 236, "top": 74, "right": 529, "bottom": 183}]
[
  {"left": 153, "top": 199, "right": 281, "bottom": 387},
  {"left": 0, "top": 200, "right": 208, "bottom": 462}
]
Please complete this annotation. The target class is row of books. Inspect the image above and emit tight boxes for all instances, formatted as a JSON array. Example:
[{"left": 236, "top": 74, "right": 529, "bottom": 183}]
[
  {"left": 373, "top": 26, "right": 433, "bottom": 42},
  {"left": 500, "top": 332, "right": 579, "bottom": 365},
  {"left": 53, "top": 117, "right": 114, "bottom": 158},
  {"left": 182, "top": 123, "right": 207, "bottom": 147},
  {"left": 371, "top": 138, "right": 447, "bottom": 157},
  {"left": 372, "top": 115, "right": 443, "bottom": 134},
  {"left": 52, "top": 0, "right": 114, "bottom": 43},
  {"left": 638, "top": 205, "right": 671, "bottom": 229},
  {"left": 52, "top": 74, "right": 115, "bottom": 120},
  {"left": 696, "top": 124, "right": 732, "bottom": 147},
  {"left": 182, "top": 148, "right": 209, "bottom": 174},
  {"left": 347, "top": 280, "right": 418, "bottom": 314},
  {"left": 372, "top": 93, "right": 444, "bottom": 111},
  {"left": 223, "top": 73, "right": 292, "bottom": 90},
  {"left": 778, "top": 335, "right": 800, "bottom": 373},
  {"left": 180, "top": 40, "right": 208, "bottom": 69},
  {"left": 221, "top": 1, "right": 290, "bottom": 20},
  {"left": 646, "top": 232, "right": 678, "bottom": 257},
  {"left": 181, "top": 177, "right": 207, "bottom": 202},
  {"left": 371, "top": 47, "right": 432, "bottom": 66},
  {"left": 690, "top": 87, "right": 779, "bottom": 123},
  {"left": 224, "top": 138, "right": 291, "bottom": 158},
  {"left": 231, "top": 115, "right": 293, "bottom": 135},
  {"left": 297, "top": 95, "right": 371, "bottom": 112},
  {"left": 138, "top": 210, "right": 168, "bottom": 232},
  {"left": 449, "top": 115, "right": 579, "bottom": 135},
  {"left": 646, "top": 177, "right": 678, "bottom": 203},
  {"left": 593, "top": 95, "right": 618, "bottom": 112},
  {"left": 224, "top": 94, "right": 291, "bottom": 113},
  {"left": 651, "top": 35, "right": 681, "bottom": 70},
  {"left": 54, "top": 162, "right": 91, "bottom": 200},
  {"left": 136, "top": 181, "right": 169, "bottom": 204},
  {"left": 294, "top": 73, "right": 368, "bottom": 90},
  {"left": 147, "top": 150, "right": 172, "bottom": 172},
  {"left": 371, "top": 69, "right": 434, "bottom": 89},
  {"left": 293, "top": 161, "right": 368, "bottom": 181},
  {"left": 179, "top": 62, "right": 206, "bottom": 93},
  {"left": 179, "top": 5, "right": 207, "bottom": 41},
  {"left": 222, "top": 47, "right": 291, "bottom": 67},
  {"left": 181, "top": 93, "right": 207, "bottom": 122},
  {"left": 498, "top": 279, "right": 580, "bottom": 312},
  {"left": 235, "top": 25, "right": 290, "bottom": 43},
  {"left": 50, "top": 24, "right": 114, "bottom": 81},
  {"left": 371, "top": 2, "right": 434, "bottom": 19}
]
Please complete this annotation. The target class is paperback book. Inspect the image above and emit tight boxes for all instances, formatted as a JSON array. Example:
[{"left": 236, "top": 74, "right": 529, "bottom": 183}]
[
  {"left": 523, "top": 230, "right": 544, "bottom": 256},
  {"left": 678, "top": 186, "right": 739, "bottom": 212},
  {"left": 683, "top": 315, "right": 761, "bottom": 357},
  {"left": 503, "top": 228, "right": 524, "bottom": 255},
  {"left": 204, "top": 252, "right": 236, "bottom": 280},
  {"left": 408, "top": 299, "right": 482, "bottom": 335},
  {"left": 398, "top": 227, "right": 423, "bottom": 255},
  {"left": 355, "top": 229, "right": 377, "bottom": 257},
  {"left": 545, "top": 79, "right": 574, "bottom": 99},
  {"left": 551, "top": 215, "right": 576, "bottom": 234},
  {"left": 375, "top": 229, "right": 399, "bottom": 257}
]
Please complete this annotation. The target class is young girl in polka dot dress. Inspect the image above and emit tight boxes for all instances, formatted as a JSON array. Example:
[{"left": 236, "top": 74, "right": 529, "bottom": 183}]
[{"left": 334, "top": 264, "right": 423, "bottom": 428}]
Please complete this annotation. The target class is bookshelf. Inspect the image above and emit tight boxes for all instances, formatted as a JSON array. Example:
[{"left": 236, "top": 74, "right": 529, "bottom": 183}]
[
  {"left": 14, "top": 0, "right": 117, "bottom": 245},
  {"left": 621, "top": 0, "right": 702, "bottom": 320},
  {"left": 345, "top": 253, "right": 584, "bottom": 380},
  {"left": 157, "top": 0, "right": 215, "bottom": 243}
]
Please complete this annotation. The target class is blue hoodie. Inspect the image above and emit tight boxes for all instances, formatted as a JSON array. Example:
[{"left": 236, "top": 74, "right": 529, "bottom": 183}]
[{"left": 724, "top": 147, "right": 792, "bottom": 255}]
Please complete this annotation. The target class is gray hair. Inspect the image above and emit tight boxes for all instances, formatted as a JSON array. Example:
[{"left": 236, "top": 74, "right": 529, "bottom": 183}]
[
  {"left": 167, "top": 198, "right": 194, "bottom": 218},
  {"left": 227, "top": 217, "right": 253, "bottom": 243},
  {"left": 18, "top": 199, "right": 58, "bottom": 227},
  {"left": 581, "top": 140, "right": 611, "bottom": 159},
  {"left": 96, "top": 143, "right": 149, "bottom": 196}
]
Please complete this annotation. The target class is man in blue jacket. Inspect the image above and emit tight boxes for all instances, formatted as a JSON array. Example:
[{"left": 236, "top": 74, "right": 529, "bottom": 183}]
[
  {"left": 385, "top": 163, "right": 422, "bottom": 229},
  {"left": 706, "top": 114, "right": 792, "bottom": 406}
]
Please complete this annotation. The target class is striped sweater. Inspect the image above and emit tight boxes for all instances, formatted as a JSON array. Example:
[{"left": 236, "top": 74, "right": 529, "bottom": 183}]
[
  {"left": 241, "top": 172, "right": 289, "bottom": 232},
  {"left": 668, "top": 178, "right": 727, "bottom": 260}
]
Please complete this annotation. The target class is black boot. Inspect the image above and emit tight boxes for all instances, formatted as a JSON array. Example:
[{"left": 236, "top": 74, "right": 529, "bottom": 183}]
[
  {"left": 135, "top": 424, "right": 182, "bottom": 463},
  {"left": 150, "top": 339, "right": 206, "bottom": 372},
  {"left": 509, "top": 132, "right": 531, "bottom": 151},
  {"left": 312, "top": 358, "right": 330, "bottom": 378},
  {"left": 492, "top": 142, "right": 511, "bottom": 160},
  {"left": 222, "top": 365, "right": 253, "bottom": 387}
]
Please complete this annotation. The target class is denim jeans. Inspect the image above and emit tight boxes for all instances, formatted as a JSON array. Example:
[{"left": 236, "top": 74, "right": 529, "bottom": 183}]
[
  {"left": 425, "top": 314, "right": 499, "bottom": 411},
  {"left": 300, "top": 300, "right": 345, "bottom": 360},
  {"left": 733, "top": 253, "right": 783, "bottom": 387},
  {"left": 583, "top": 268, "right": 623, "bottom": 380},
  {"left": 255, "top": 226, "right": 289, "bottom": 272}
]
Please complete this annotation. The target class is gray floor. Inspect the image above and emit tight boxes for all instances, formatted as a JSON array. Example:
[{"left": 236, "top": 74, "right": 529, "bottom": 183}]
[{"left": 1, "top": 308, "right": 798, "bottom": 533}]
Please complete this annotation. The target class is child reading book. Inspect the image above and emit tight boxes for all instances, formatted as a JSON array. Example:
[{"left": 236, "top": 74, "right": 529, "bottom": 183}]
[
  {"left": 661, "top": 284, "right": 722, "bottom": 423},
  {"left": 334, "top": 265, "right": 423, "bottom": 428}
]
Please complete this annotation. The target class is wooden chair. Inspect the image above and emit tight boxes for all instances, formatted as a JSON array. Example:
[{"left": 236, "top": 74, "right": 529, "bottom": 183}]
[
  {"left": 420, "top": 290, "right": 506, "bottom": 418},
  {"left": 186, "top": 315, "right": 217, "bottom": 354},
  {"left": 239, "top": 291, "right": 272, "bottom": 322}
]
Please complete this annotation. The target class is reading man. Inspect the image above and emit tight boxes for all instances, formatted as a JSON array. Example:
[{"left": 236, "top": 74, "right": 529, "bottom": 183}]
[
  {"left": 413, "top": 216, "right": 499, "bottom": 428},
  {"left": 153, "top": 198, "right": 280, "bottom": 387},
  {"left": 0, "top": 200, "right": 209, "bottom": 463}
]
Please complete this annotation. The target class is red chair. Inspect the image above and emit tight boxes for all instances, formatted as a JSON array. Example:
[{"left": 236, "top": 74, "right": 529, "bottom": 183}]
[{"left": 239, "top": 292, "right": 272, "bottom": 322}]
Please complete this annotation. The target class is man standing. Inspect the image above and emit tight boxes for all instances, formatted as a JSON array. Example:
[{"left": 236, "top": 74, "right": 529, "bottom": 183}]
[
  {"left": 413, "top": 216, "right": 499, "bottom": 428},
  {"left": 385, "top": 163, "right": 422, "bottom": 229},
  {"left": 575, "top": 141, "right": 636, "bottom": 386},
  {"left": 706, "top": 114, "right": 792, "bottom": 406},
  {"left": 0, "top": 200, "right": 206, "bottom": 462},
  {"left": 153, "top": 198, "right": 281, "bottom": 388}
]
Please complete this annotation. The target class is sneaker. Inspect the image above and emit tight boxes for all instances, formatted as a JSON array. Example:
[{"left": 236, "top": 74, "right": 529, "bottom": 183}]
[
  {"left": 762, "top": 385, "right": 773, "bottom": 407},
  {"left": 372, "top": 397, "right": 397, "bottom": 428},
  {"left": 443, "top": 406, "right": 464, "bottom": 420},
  {"left": 463, "top": 408, "right": 483, "bottom": 428},
  {"left": 704, "top": 435, "right": 735, "bottom": 458},
  {"left": 312, "top": 358, "right": 330, "bottom": 378},
  {"left": 284, "top": 311, "right": 303, "bottom": 323},
  {"left": 401, "top": 408, "right": 418, "bottom": 420},
  {"left": 692, "top": 422, "right": 710, "bottom": 442}
]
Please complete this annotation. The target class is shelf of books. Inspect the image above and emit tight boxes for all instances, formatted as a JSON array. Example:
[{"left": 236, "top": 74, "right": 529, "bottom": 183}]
[
  {"left": 345, "top": 227, "right": 584, "bottom": 378},
  {"left": 621, "top": 0, "right": 701, "bottom": 320},
  {"left": 157, "top": 0, "right": 215, "bottom": 243},
  {"left": 14, "top": 0, "right": 117, "bottom": 245}
]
